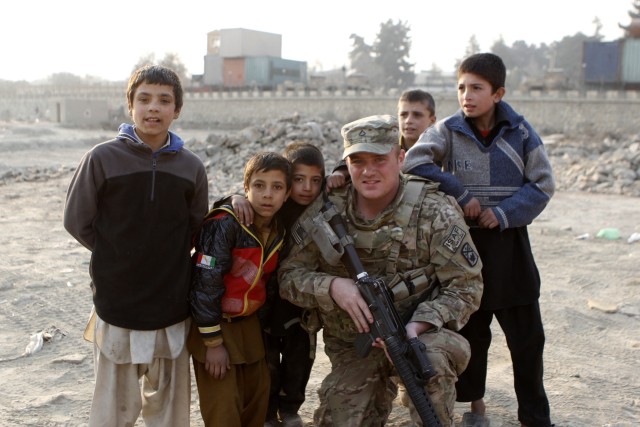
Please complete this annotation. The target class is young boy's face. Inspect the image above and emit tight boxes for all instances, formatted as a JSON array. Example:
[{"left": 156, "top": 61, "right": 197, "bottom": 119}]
[
  {"left": 129, "top": 82, "right": 180, "bottom": 147},
  {"left": 290, "top": 163, "right": 323, "bottom": 206},
  {"left": 457, "top": 72, "right": 504, "bottom": 125},
  {"left": 397, "top": 100, "right": 436, "bottom": 148},
  {"left": 245, "top": 169, "right": 290, "bottom": 223}
]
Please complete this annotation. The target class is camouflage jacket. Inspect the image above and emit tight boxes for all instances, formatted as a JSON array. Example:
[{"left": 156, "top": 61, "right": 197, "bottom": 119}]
[{"left": 277, "top": 174, "right": 484, "bottom": 342}]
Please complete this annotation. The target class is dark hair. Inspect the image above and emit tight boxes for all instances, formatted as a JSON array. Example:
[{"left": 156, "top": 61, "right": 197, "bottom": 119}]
[
  {"left": 127, "top": 65, "right": 184, "bottom": 112},
  {"left": 457, "top": 53, "right": 506, "bottom": 93},
  {"left": 398, "top": 89, "right": 436, "bottom": 116},
  {"left": 282, "top": 141, "right": 325, "bottom": 177},
  {"left": 244, "top": 152, "right": 292, "bottom": 190}
]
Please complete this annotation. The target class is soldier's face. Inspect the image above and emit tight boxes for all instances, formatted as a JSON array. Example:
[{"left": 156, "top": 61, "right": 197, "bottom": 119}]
[{"left": 347, "top": 147, "right": 405, "bottom": 205}]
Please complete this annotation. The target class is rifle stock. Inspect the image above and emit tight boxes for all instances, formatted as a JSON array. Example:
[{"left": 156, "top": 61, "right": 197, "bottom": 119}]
[{"left": 322, "top": 197, "right": 443, "bottom": 427}]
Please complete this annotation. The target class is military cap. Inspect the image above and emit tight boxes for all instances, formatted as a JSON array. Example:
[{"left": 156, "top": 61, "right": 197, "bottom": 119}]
[{"left": 341, "top": 114, "right": 399, "bottom": 159}]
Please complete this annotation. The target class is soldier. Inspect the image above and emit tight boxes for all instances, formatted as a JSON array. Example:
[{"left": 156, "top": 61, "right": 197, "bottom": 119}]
[{"left": 278, "top": 114, "right": 484, "bottom": 426}]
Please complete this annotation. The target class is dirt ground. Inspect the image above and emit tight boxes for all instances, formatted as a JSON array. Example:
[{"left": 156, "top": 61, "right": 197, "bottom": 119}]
[{"left": 0, "top": 122, "right": 638, "bottom": 426}]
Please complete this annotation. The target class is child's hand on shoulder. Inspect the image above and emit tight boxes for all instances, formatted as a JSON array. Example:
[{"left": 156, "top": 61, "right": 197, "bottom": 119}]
[
  {"left": 325, "top": 170, "right": 348, "bottom": 190},
  {"left": 231, "top": 195, "right": 253, "bottom": 225}
]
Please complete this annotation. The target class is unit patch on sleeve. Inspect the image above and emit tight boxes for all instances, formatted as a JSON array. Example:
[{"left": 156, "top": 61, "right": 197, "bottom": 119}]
[
  {"left": 443, "top": 225, "right": 466, "bottom": 253},
  {"left": 196, "top": 253, "right": 216, "bottom": 269},
  {"left": 461, "top": 243, "right": 479, "bottom": 267}
]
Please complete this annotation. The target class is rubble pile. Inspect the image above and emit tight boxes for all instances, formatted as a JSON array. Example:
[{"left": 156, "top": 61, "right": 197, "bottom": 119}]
[
  {"left": 187, "top": 114, "right": 345, "bottom": 197},
  {"left": 188, "top": 115, "right": 640, "bottom": 198},
  {"left": 2, "top": 115, "right": 639, "bottom": 199},
  {"left": 543, "top": 133, "right": 640, "bottom": 197}
]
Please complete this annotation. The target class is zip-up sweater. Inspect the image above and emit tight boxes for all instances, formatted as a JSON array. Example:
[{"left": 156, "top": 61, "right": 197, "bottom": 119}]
[
  {"left": 64, "top": 123, "right": 208, "bottom": 330},
  {"left": 402, "top": 101, "right": 555, "bottom": 230},
  {"left": 190, "top": 206, "right": 285, "bottom": 346}
]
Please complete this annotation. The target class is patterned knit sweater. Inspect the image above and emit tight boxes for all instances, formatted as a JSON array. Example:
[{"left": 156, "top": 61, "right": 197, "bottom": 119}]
[{"left": 402, "top": 101, "right": 555, "bottom": 230}]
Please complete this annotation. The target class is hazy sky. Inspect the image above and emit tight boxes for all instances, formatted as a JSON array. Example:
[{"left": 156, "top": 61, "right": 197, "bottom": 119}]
[{"left": 3, "top": 0, "right": 634, "bottom": 82}]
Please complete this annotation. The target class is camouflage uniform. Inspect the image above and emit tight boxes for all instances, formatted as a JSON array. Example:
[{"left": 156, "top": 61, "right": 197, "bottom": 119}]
[{"left": 278, "top": 171, "right": 483, "bottom": 426}]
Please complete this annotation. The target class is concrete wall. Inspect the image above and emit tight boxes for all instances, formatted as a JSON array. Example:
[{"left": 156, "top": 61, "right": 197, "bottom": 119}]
[
  {"left": 2, "top": 89, "right": 639, "bottom": 136},
  {"left": 178, "top": 90, "right": 640, "bottom": 136},
  {"left": 60, "top": 99, "right": 109, "bottom": 127}
]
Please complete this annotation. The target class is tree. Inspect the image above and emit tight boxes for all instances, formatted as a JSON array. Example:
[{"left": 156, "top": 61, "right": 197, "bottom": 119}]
[
  {"left": 592, "top": 17, "right": 603, "bottom": 39},
  {"left": 131, "top": 53, "right": 190, "bottom": 85},
  {"left": 619, "top": 0, "right": 640, "bottom": 37},
  {"left": 348, "top": 34, "right": 377, "bottom": 79},
  {"left": 48, "top": 72, "right": 84, "bottom": 86},
  {"left": 132, "top": 53, "right": 156, "bottom": 74},
  {"left": 465, "top": 35, "right": 481, "bottom": 58},
  {"left": 454, "top": 35, "right": 482, "bottom": 71},
  {"left": 159, "top": 53, "right": 189, "bottom": 84},
  {"left": 549, "top": 33, "right": 598, "bottom": 88},
  {"left": 372, "top": 20, "right": 414, "bottom": 89},
  {"left": 348, "top": 20, "right": 414, "bottom": 90}
]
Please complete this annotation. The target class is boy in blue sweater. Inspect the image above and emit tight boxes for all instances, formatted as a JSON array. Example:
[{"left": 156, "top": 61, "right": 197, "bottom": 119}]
[{"left": 403, "top": 53, "right": 555, "bottom": 427}]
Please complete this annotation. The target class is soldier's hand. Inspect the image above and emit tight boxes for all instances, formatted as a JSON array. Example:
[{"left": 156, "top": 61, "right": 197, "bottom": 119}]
[{"left": 329, "top": 277, "right": 373, "bottom": 333}]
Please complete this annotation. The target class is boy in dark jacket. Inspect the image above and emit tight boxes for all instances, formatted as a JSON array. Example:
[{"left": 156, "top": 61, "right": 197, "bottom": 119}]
[
  {"left": 403, "top": 53, "right": 555, "bottom": 427},
  {"left": 264, "top": 142, "right": 325, "bottom": 427},
  {"left": 189, "top": 152, "right": 291, "bottom": 427},
  {"left": 224, "top": 142, "right": 326, "bottom": 427},
  {"left": 63, "top": 65, "right": 208, "bottom": 426}
]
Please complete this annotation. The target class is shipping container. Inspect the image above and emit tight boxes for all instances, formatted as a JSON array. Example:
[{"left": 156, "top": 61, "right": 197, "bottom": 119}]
[
  {"left": 203, "top": 55, "right": 223, "bottom": 86},
  {"left": 208, "top": 28, "right": 282, "bottom": 58},
  {"left": 583, "top": 40, "right": 621, "bottom": 85},
  {"left": 244, "top": 56, "right": 272, "bottom": 88},
  {"left": 583, "top": 38, "right": 640, "bottom": 88},
  {"left": 621, "top": 38, "right": 640, "bottom": 84},
  {"left": 223, "top": 58, "right": 246, "bottom": 88},
  {"left": 229, "top": 56, "right": 308, "bottom": 89},
  {"left": 269, "top": 57, "right": 307, "bottom": 87}
]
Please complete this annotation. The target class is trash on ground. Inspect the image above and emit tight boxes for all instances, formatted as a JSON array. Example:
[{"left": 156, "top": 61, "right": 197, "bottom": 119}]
[
  {"left": 587, "top": 299, "right": 619, "bottom": 314},
  {"left": 596, "top": 228, "right": 621, "bottom": 240},
  {"left": 24, "top": 332, "right": 44, "bottom": 356}
]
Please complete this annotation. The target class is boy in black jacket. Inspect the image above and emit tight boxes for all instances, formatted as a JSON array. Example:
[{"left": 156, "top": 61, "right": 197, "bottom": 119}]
[
  {"left": 64, "top": 65, "right": 208, "bottom": 426},
  {"left": 189, "top": 152, "right": 291, "bottom": 427}
]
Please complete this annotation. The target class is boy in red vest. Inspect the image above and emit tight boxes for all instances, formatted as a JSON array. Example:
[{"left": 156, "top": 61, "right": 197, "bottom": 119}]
[{"left": 189, "top": 152, "right": 291, "bottom": 427}]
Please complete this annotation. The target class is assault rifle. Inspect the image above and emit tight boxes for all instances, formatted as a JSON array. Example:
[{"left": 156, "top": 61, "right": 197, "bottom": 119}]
[{"left": 320, "top": 196, "right": 443, "bottom": 427}]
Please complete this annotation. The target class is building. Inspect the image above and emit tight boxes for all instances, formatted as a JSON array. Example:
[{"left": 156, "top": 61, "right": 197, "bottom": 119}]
[{"left": 202, "top": 28, "right": 307, "bottom": 90}]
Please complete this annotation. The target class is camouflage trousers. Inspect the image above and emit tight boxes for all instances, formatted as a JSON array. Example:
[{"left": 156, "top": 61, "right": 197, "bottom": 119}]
[{"left": 314, "top": 328, "right": 470, "bottom": 427}]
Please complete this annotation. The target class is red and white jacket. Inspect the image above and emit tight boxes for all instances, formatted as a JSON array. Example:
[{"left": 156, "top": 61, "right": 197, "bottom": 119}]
[{"left": 189, "top": 206, "right": 285, "bottom": 346}]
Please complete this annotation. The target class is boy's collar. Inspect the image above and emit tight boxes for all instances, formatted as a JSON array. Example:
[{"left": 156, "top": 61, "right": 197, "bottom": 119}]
[{"left": 133, "top": 128, "right": 170, "bottom": 150}]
